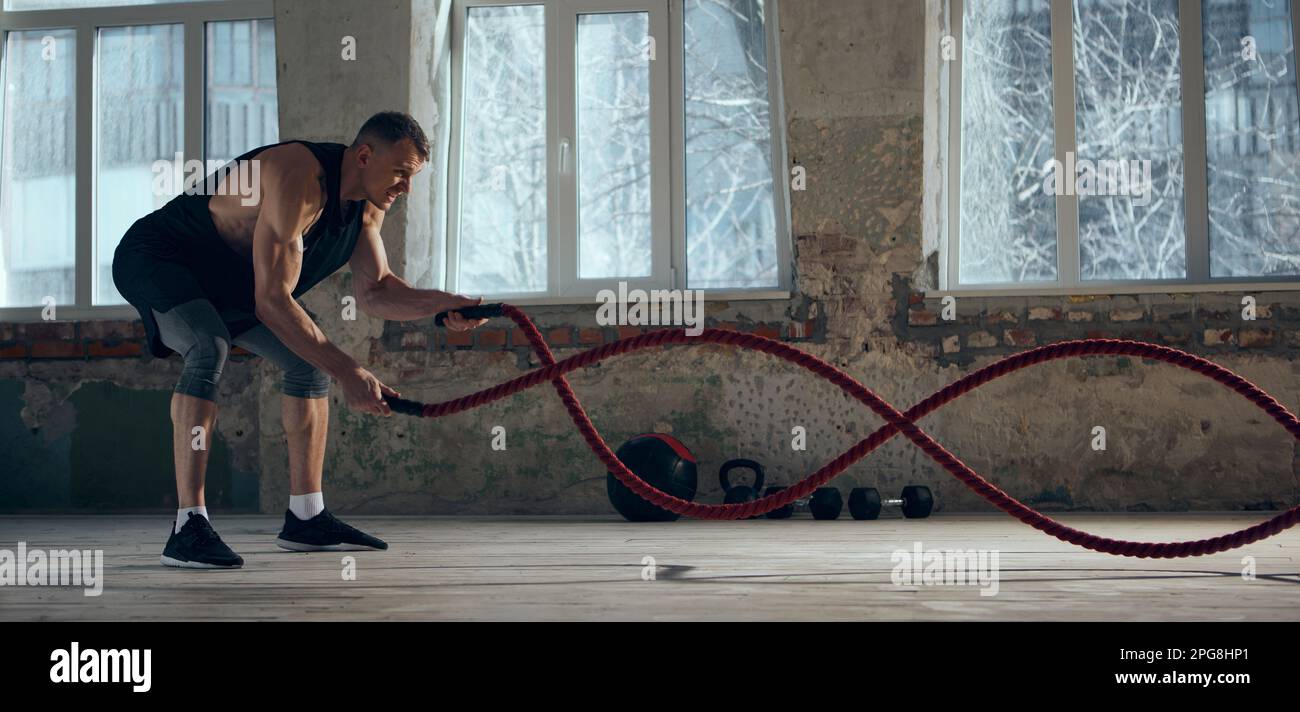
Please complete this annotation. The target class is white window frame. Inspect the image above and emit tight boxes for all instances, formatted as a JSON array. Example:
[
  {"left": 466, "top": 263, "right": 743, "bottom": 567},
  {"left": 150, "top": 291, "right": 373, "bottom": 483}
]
[
  {"left": 939, "top": 0, "right": 1300, "bottom": 297},
  {"left": 447, "top": 0, "right": 792, "bottom": 305},
  {"left": 0, "top": 0, "right": 274, "bottom": 322}
]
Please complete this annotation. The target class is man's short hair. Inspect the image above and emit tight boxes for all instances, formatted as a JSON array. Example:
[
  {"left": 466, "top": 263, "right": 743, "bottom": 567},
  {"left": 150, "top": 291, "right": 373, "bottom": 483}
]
[{"left": 352, "top": 111, "right": 430, "bottom": 162}]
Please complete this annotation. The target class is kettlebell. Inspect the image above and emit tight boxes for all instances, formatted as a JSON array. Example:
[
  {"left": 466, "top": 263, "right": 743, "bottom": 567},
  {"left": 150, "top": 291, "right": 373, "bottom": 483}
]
[{"left": 720, "top": 458, "right": 765, "bottom": 519}]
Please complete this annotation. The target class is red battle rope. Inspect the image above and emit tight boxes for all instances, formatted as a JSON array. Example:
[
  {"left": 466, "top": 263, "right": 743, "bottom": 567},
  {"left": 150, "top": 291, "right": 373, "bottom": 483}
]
[{"left": 389, "top": 304, "right": 1300, "bottom": 558}]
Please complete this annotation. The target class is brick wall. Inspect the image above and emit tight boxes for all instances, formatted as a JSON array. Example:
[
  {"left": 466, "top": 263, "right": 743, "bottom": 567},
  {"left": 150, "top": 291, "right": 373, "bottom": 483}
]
[
  {"left": 895, "top": 276, "right": 1298, "bottom": 367},
  {"left": 0, "top": 320, "right": 264, "bottom": 362}
]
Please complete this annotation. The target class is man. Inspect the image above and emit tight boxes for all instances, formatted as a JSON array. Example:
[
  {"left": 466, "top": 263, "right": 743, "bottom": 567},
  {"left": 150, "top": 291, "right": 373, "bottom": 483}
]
[{"left": 112, "top": 111, "right": 486, "bottom": 569}]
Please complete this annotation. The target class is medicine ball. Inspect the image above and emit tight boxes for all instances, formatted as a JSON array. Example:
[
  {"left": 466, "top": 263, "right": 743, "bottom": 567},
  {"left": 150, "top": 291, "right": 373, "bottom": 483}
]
[{"left": 606, "top": 434, "right": 698, "bottom": 522}]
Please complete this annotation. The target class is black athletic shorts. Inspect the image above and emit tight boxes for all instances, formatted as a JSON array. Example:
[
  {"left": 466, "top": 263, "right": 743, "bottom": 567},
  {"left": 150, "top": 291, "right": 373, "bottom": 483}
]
[{"left": 112, "top": 216, "right": 261, "bottom": 359}]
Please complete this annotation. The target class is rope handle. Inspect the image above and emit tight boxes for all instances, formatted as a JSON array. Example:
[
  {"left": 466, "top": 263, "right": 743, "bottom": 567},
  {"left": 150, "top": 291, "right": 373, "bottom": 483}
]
[{"left": 433, "top": 302, "right": 505, "bottom": 327}]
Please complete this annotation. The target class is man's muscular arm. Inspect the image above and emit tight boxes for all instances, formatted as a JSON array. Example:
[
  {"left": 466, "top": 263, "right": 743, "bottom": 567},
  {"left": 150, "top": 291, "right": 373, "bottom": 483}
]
[
  {"left": 350, "top": 202, "right": 488, "bottom": 329},
  {"left": 251, "top": 155, "right": 346, "bottom": 373}
]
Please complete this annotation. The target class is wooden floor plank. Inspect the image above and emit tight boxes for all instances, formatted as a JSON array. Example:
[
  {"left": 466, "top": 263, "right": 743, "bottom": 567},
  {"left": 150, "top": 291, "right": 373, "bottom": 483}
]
[{"left": 0, "top": 514, "right": 1297, "bottom": 621}]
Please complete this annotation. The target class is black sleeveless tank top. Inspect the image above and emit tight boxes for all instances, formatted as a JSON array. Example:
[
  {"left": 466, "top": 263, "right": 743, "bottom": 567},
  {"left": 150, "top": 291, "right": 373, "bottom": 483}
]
[{"left": 120, "top": 140, "right": 364, "bottom": 344}]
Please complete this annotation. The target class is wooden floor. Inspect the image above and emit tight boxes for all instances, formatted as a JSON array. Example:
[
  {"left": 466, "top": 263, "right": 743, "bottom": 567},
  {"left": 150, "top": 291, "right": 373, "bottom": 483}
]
[{"left": 1, "top": 514, "right": 1297, "bottom": 621}]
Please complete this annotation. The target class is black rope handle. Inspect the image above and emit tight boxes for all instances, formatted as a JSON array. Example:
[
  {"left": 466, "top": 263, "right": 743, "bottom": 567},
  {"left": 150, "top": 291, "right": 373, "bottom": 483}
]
[
  {"left": 433, "top": 302, "right": 505, "bottom": 327},
  {"left": 385, "top": 397, "right": 426, "bottom": 416}
]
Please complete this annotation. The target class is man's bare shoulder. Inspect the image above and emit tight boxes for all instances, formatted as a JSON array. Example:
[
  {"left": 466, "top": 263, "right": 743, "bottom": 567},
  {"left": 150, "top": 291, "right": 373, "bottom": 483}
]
[{"left": 253, "top": 142, "right": 324, "bottom": 183}]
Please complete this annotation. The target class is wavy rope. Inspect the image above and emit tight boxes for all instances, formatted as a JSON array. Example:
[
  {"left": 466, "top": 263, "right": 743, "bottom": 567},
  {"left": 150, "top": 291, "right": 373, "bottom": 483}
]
[{"left": 395, "top": 305, "right": 1300, "bottom": 558}]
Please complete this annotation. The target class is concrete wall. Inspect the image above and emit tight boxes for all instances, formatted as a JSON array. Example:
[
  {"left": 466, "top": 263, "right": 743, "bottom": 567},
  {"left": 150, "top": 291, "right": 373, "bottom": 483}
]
[{"left": 2, "top": 0, "right": 1297, "bottom": 515}]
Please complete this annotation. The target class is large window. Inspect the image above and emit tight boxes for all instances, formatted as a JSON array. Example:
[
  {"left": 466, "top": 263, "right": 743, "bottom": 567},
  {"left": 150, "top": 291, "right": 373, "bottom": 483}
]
[
  {"left": 449, "top": 0, "right": 789, "bottom": 300},
  {"left": 0, "top": 0, "right": 276, "bottom": 315},
  {"left": 949, "top": 0, "right": 1300, "bottom": 291}
]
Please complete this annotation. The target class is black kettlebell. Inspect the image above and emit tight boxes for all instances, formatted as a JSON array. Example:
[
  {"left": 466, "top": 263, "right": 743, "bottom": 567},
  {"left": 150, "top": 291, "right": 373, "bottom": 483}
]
[{"left": 720, "top": 459, "right": 765, "bottom": 519}]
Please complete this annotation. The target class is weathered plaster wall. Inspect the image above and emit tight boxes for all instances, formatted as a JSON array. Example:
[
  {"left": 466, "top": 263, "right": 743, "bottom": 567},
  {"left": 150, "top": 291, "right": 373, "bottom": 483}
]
[{"left": 0, "top": 324, "right": 260, "bottom": 512}]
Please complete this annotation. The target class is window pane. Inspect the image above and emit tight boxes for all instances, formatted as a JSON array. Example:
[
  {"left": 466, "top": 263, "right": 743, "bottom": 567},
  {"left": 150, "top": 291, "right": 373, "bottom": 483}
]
[
  {"left": 96, "top": 25, "right": 183, "bottom": 305},
  {"left": 0, "top": 29, "right": 76, "bottom": 308},
  {"left": 1074, "top": 0, "right": 1186, "bottom": 280},
  {"left": 5, "top": 0, "right": 211, "bottom": 8},
  {"left": 458, "top": 5, "right": 547, "bottom": 294},
  {"left": 959, "top": 0, "right": 1058, "bottom": 284},
  {"left": 577, "top": 12, "right": 652, "bottom": 280},
  {"left": 1203, "top": 0, "right": 1300, "bottom": 277},
  {"left": 206, "top": 19, "right": 279, "bottom": 165},
  {"left": 684, "top": 0, "right": 778, "bottom": 290}
]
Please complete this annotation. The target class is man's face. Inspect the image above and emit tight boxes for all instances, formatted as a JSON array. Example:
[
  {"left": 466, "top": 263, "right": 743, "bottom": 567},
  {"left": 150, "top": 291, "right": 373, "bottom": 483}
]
[{"left": 359, "top": 137, "right": 425, "bottom": 210}]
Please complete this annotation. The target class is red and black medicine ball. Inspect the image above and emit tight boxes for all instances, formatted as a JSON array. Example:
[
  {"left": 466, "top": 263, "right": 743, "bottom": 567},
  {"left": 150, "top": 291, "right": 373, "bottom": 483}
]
[{"left": 606, "top": 434, "right": 699, "bottom": 522}]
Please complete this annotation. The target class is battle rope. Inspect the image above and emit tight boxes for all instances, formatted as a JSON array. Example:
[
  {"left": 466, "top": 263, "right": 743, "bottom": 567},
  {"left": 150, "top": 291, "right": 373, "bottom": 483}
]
[{"left": 387, "top": 303, "right": 1300, "bottom": 558}]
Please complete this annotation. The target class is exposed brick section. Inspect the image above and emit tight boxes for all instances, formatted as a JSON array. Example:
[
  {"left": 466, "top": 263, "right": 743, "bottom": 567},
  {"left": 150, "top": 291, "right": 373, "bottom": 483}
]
[
  {"left": 1152, "top": 304, "right": 1192, "bottom": 322},
  {"left": 31, "top": 341, "right": 84, "bottom": 359},
  {"left": 476, "top": 329, "right": 507, "bottom": 348},
  {"left": 546, "top": 327, "right": 572, "bottom": 346},
  {"left": 908, "top": 309, "right": 938, "bottom": 326},
  {"left": 967, "top": 331, "right": 997, "bottom": 349},
  {"left": 1004, "top": 329, "right": 1037, "bottom": 347},
  {"left": 616, "top": 325, "right": 642, "bottom": 340},
  {"left": 0, "top": 344, "right": 28, "bottom": 359},
  {"left": 19, "top": 322, "right": 76, "bottom": 341},
  {"left": 1109, "top": 308, "right": 1145, "bottom": 322},
  {"left": 400, "top": 331, "right": 428, "bottom": 350},
  {"left": 787, "top": 319, "right": 817, "bottom": 339},
  {"left": 79, "top": 320, "right": 137, "bottom": 341},
  {"left": 752, "top": 324, "right": 781, "bottom": 340},
  {"left": 87, "top": 340, "right": 144, "bottom": 358},
  {"left": 1203, "top": 329, "right": 1235, "bottom": 346},
  {"left": 578, "top": 328, "right": 603, "bottom": 345},
  {"left": 896, "top": 279, "right": 1300, "bottom": 366},
  {"left": 445, "top": 329, "right": 473, "bottom": 347},
  {"left": 1239, "top": 328, "right": 1275, "bottom": 348}
]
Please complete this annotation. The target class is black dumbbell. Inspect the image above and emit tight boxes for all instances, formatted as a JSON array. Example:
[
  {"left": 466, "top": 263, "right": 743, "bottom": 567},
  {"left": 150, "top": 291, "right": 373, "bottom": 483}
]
[
  {"left": 848, "top": 485, "right": 933, "bottom": 520},
  {"left": 720, "top": 459, "right": 765, "bottom": 519},
  {"left": 762, "top": 486, "right": 843, "bottom": 520}
]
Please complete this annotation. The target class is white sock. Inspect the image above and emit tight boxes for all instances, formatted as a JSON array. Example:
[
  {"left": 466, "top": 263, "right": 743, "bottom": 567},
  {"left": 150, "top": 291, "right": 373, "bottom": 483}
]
[
  {"left": 289, "top": 492, "right": 325, "bottom": 521},
  {"left": 175, "top": 506, "right": 210, "bottom": 534}
]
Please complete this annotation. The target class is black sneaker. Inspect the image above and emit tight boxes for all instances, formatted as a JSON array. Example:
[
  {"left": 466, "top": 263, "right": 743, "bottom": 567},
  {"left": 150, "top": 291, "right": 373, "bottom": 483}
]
[
  {"left": 160, "top": 513, "right": 244, "bottom": 569},
  {"left": 275, "top": 509, "right": 388, "bottom": 552}
]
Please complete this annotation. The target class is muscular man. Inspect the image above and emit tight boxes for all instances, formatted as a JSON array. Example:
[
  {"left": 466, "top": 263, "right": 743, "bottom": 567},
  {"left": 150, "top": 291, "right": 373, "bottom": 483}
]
[{"left": 112, "top": 111, "right": 486, "bottom": 569}]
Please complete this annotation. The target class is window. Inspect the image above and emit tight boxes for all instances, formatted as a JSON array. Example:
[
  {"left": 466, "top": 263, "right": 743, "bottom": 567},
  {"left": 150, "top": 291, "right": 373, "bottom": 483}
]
[
  {"left": 449, "top": 0, "right": 789, "bottom": 301},
  {"left": 948, "top": 0, "right": 1300, "bottom": 291},
  {"left": 0, "top": 1, "right": 276, "bottom": 315}
]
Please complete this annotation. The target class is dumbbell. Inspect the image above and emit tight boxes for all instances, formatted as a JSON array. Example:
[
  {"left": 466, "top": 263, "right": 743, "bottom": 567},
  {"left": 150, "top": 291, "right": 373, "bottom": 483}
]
[
  {"left": 762, "top": 486, "right": 843, "bottom": 520},
  {"left": 848, "top": 485, "right": 933, "bottom": 520}
]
